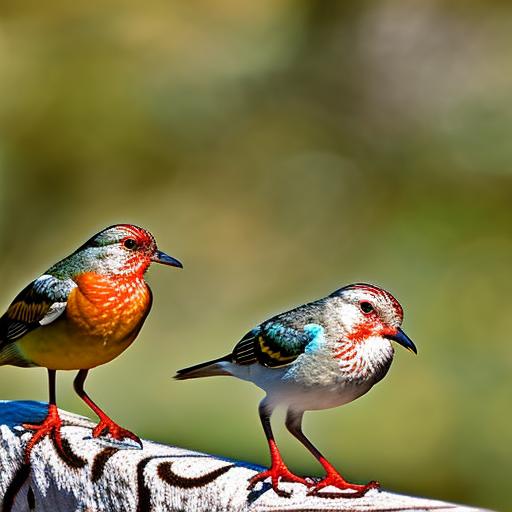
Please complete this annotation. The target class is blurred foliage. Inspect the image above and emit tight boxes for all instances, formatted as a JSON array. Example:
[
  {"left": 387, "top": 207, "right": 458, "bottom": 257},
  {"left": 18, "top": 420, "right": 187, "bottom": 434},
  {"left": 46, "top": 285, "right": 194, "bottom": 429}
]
[{"left": 0, "top": 1, "right": 511, "bottom": 510}]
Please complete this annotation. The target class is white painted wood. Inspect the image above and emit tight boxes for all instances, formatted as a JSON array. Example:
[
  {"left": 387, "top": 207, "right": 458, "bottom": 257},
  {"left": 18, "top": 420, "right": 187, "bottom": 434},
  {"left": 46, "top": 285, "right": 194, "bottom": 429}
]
[{"left": 0, "top": 401, "right": 489, "bottom": 512}]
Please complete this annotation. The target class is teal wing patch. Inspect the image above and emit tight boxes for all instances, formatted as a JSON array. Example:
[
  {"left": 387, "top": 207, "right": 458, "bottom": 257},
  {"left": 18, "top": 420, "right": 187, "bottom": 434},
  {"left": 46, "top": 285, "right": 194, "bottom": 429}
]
[{"left": 232, "top": 322, "right": 322, "bottom": 368}]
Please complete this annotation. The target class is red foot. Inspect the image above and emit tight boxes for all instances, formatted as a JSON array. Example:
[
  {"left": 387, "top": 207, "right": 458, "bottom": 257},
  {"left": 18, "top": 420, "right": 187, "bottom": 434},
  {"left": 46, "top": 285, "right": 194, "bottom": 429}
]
[
  {"left": 248, "top": 465, "right": 309, "bottom": 498},
  {"left": 92, "top": 416, "right": 142, "bottom": 448},
  {"left": 308, "top": 471, "right": 380, "bottom": 498},
  {"left": 247, "top": 439, "right": 309, "bottom": 497},
  {"left": 22, "top": 404, "right": 64, "bottom": 463}
]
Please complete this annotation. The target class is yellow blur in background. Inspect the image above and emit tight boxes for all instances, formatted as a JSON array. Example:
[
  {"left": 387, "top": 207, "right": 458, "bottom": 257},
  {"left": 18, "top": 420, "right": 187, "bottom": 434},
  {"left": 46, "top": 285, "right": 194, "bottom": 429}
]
[{"left": 0, "top": 1, "right": 511, "bottom": 510}]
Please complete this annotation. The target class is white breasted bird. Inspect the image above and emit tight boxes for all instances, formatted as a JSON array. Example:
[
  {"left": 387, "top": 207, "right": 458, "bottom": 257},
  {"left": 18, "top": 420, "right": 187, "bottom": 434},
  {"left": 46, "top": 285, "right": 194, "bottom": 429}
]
[{"left": 175, "top": 283, "right": 416, "bottom": 498}]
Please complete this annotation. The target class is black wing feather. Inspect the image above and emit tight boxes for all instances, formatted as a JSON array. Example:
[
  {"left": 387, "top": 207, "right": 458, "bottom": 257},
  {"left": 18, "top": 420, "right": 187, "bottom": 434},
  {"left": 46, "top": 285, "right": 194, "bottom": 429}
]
[{"left": 0, "top": 276, "right": 73, "bottom": 348}]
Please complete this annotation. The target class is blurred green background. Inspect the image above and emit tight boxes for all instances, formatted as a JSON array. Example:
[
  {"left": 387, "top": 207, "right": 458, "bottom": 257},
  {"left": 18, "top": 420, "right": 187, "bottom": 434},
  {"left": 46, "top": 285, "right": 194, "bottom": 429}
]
[{"left": 0, "top": 1, "right": 511, "bottom": 510}]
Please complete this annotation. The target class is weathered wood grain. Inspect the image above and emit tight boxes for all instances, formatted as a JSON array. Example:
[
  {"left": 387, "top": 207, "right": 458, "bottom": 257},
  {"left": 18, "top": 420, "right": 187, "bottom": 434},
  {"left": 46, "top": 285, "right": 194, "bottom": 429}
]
[{"left": 0, "top": 401, "right": 489, "bottom": 512}]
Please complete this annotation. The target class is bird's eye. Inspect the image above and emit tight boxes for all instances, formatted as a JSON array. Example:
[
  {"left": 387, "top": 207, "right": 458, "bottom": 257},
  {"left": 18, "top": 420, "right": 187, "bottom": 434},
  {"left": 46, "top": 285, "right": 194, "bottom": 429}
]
[
  {"left": 360, "top": 301, "right": 374, "bottom": 314},
  {"left": 123, "top": 238, "right": 137, "bottom": 250}
]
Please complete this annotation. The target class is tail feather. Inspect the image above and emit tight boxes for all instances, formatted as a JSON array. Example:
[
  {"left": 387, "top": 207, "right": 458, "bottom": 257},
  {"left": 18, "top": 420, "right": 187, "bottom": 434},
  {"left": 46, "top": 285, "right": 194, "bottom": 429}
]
[
  {"left": 0, "top": 342, "right": 35, "bottom": 367},
  {"left": 174, "top": 355, "right": 232, "bottom": 380}
]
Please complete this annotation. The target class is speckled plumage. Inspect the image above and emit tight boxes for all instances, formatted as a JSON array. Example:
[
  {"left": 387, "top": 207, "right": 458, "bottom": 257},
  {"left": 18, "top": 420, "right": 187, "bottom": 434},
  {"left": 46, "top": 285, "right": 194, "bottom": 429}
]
[
  {"left": 176, "top": 283, "right": 416, "bottom": 497},
  {"left": 0, "top": 224, "right": 182, "bottom": 461}
]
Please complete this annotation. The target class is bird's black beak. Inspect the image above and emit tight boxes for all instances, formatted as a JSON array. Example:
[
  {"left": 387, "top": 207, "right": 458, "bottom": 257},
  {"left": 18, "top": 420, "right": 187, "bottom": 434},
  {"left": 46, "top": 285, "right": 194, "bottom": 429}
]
[
  {"left": 385, "top": 327, "right": 417, "bottom": 354},
  {"left": 151, "top": 250, "right": 183, "bottom": 268}
]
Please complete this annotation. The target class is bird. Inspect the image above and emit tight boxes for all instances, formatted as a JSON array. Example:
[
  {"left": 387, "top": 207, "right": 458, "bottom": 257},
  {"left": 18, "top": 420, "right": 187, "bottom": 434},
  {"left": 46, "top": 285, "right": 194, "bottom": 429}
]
[
  {"left": 175, "top": 283, "right": 416, "bottom": 498},
  {"left": 0, "top": 224, "right": 182, "bottom": 463}
]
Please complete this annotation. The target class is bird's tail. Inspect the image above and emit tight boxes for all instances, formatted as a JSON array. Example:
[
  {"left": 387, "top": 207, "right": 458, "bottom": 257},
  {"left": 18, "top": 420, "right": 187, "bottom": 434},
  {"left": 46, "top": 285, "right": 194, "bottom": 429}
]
[{"left": 174, "top": 355, "right": 233, "bottom": 380}]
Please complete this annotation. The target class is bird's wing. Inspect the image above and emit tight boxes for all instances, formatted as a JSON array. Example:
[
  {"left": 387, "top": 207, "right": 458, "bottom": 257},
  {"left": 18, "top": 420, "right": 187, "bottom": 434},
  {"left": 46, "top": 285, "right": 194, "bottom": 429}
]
[
  {"left": 0, "top": 274, "right": 76, "bottom": 345},
  {"left": 232, "top": 321, "right": 320, "bottom": 368}
]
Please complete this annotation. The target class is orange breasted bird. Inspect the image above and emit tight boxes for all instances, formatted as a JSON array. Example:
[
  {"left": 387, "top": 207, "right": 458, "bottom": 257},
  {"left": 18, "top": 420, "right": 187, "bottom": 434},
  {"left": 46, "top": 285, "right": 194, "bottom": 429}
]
[{"left": 0, "top": 224, "right": 182, "bottom": 462}]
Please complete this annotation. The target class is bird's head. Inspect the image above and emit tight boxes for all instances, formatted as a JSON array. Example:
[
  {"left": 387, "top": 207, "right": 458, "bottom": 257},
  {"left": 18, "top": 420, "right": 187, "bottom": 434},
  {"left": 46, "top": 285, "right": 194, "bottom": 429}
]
[
  {"left": 69, "top": 224, "right": 183, "bottom": 277},
  {"left": 328, "top": 283, "right": 416, "bottom": 353}
]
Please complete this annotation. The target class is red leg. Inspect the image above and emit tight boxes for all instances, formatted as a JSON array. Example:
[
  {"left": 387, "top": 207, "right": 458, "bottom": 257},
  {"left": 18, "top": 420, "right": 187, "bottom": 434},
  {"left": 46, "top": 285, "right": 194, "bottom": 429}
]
[
  {"left": 285, "top": 409, "right": 379, "bottom": 498},
  {"left": 73, "top": 369, "right": 141, "bottom": 447},
  {"left": 247, "top": 400, "right": 308, "bottom": 497},
  {"left": 23, "top": 369, "right": 65, "bottom": 463}
]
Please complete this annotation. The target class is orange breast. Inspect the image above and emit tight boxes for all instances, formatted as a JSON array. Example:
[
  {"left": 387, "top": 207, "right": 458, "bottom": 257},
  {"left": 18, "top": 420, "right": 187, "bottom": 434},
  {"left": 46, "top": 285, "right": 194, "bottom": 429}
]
[
  {"left": 16, "top": 272, "right": 152, "bottom": 370},
  {"left": 66, "top": 272, "right": 152, "bottom": 344}
]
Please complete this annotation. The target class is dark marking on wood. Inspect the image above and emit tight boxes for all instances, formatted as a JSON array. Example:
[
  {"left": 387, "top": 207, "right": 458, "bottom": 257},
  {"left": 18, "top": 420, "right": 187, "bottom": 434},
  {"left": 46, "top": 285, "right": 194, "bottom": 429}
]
[
  {"left": 2, "top": 463, "right": 30, "bottom": 512},
  {"left": 157, "top": 461, "right": 234, "bottom": 489},
  {"left": 91, "top": 447, "right": 119, "bottom": 483},
  {"left": 54, "top": 436, "right": 87, "bottom": 468},
  {"left": 135, "top": 456, "right": 234, "bottom": 511},
  {"left": 27, "top": 486, "right": 35, "bottom": 509},
  {"left": 2, "top": 436, "right": 86, "bottom": 512},
  {"left": 136, "top": 456, "right": 155, "bottom": 512}
]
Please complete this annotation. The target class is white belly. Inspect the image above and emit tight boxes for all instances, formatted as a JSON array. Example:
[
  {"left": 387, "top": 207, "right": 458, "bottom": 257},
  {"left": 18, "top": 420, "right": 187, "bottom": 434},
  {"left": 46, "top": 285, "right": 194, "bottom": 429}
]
[{"left": 220, "top": 360, "right": 374, "bottom": 411}]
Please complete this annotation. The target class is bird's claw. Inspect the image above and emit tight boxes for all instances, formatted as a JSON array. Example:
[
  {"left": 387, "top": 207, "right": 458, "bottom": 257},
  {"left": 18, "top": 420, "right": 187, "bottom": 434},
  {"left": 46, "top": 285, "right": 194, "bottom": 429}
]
[
  {"left": 92, "top": 418, "right": 142, "bottom": 448},
  {"left": 22, "top": 404, "right": 64, "bottom": 463},
  {"left": 307, "top": 474, "right": 380, "bottom": 498},
  {"left": 248, "top": 466, "right": 309, "bottom": 497}
]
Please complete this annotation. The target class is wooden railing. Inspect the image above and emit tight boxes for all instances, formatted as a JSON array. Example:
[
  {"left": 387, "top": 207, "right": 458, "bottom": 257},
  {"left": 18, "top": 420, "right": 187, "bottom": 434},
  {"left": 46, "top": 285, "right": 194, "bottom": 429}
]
[{"left": 0, "top": 401, "right": 488, "bottom": 512}]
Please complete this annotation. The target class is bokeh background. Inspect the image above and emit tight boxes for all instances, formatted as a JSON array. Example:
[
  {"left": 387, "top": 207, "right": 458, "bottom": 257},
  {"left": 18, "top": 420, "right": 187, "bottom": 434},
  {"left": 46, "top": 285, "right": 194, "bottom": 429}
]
[{"left": 0, "top": 1, "right": 511, "bottom": 510}]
